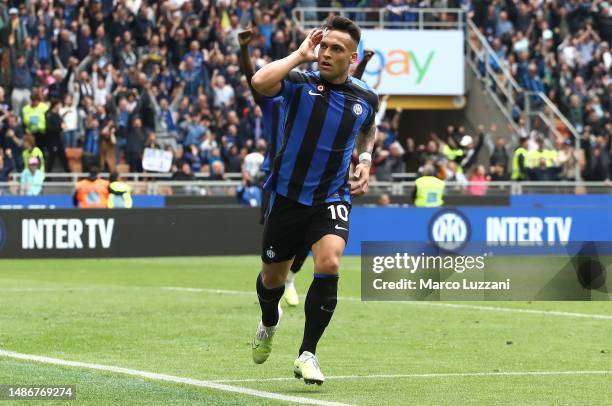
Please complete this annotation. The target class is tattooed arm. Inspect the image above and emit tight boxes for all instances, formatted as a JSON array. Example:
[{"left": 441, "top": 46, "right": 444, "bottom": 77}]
[{"left": 350, "top": 122, "right": 377, "bottom": 197}]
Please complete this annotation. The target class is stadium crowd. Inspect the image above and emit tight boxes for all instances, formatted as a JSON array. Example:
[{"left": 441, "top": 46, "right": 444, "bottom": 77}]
[
  {"left": 0, "top": 0, "right": 610, "bottom": 198},
  {"left": 0, "top": 0, "right": 314, "bottom": 182},
  {"left": 471, "top": 0, "right": 611, "bottom": 181}
]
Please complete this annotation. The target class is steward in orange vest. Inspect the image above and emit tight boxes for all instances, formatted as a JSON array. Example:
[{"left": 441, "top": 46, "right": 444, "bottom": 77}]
[{"left": 73, "top": 167, "right": 110, "bottom": 208}]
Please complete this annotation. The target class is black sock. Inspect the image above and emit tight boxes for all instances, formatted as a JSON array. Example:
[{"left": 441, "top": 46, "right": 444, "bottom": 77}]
[
  {"left": 256, "top": 272, "right": 284, "bottom": 327},
  {"left": 299, "top": 274, "right": 339, "bottom": 356}
]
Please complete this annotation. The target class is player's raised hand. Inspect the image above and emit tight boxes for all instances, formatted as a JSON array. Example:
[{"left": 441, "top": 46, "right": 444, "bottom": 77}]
[
  {"left": 238, "top": 28, "right": 254, "bottom": 46},
  {"left": 350, "top": 162, "right": 370, "bottom": 197},
  {"left": 363, "top": 48, "right": 375, "bottom": 61},
  {"left": 297, "top": 28, "right": 324, "bottom": 63}
]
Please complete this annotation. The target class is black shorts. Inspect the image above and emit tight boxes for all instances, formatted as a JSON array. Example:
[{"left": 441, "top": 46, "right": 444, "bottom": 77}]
[
  {"left": 290, "top": 245, "right": 309, "bottom": 272},
  {"left": 260, "top": 189, "right": 271, "bottom": 225},
  {"left": 261, "top": 193, "right": 350, "bottom": 264}
]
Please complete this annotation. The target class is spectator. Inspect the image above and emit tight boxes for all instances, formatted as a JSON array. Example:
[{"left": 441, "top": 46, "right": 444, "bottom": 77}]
[
  {"left": 236, "top": 179, "right": 262, "bottom": 207},
  {"left": 184, "top": 144, "right": 203, "bottom": 173},
  {"left": 0, "top": 114, "right": 25, "bottom": 171},
  {"left": 145, "top": 132, "right": 161, "bottom": 150},
  {"left": 496, "top": 11, "right": 514, "bottom": 38},
  {"left": 377, "top": 193, "right": 391, "bottom": 207},
  {"left": 20, "top": 156, "right": 44, "bottom": 196},
  {"left": 181, "top": 112, "right": 206, "bottom": 148},
  {"left": 149, "top": 83, "right": 183, "bottom": 150},
  {"left": 212, "top": 71, "right": 235, "bottom": 109},
  {"left": 489, "top": 136, "right": 509, "bottom": 169},
  {"left": 59, "top": 84, "right": 80, "bottom": 148},
  {"left": 527, "top": 137, "right": 560, "bottom": 181},
  {"left": 0, "top": 149, "right": 16, "bottom": 185},
  {"left": 172, "top": 160, "right": 196, "bottom": 181},
  {"left": 91, "top": 64, "right": 113, "bottom": 107},
  {"left": 10, "top": 52, "right": 33, "bottom": 117},
  {"left": 270, "top": 30, "right": 289, "bottom": 60},
  {"left": 520, "top": 64, "right": 545, "bottom": 107},
  {"left": 584, "top": 137, "right": 611, "bottom": 181},
  {"left": 445, "top": 160, "right": 469, "bottom": 188},
  {"left": 210, "top": 160, "right": 226, "bottom": 180},
  {"left": 417, "top": 139, "right": 445, "bottom": 169},
  {"left": 22, "top": 90, "right": 49, "bottom": 151},
  {"left": 22, "top": 134, "right": 45, "bottom": 174},
  {"left": 82, "top": 116, "right": 100, "bottom": 173},
  {"left": 226, "top": 144, "right": 243, "bottom": 174},
  {"left": 459, "top": 133, "right": 484, "bottom": 173},
  {"left": 489, "top": 163, "right": 508, "bottom": 181},
  {"left": 0, "top": 89, "right": 9, "bottom": 120},
  {"left": 466, "top": 165, "right": 490, "bottom": 196},
  {"left": 376, "top": 141, "right": 406, "bottom": 182},
  {"left": 386, "top": 0, "right": 417, "bottom": 27},
  {"left": 99, "top": 121, "right": 116, "bottom": 173},
  {"left": 126, "top": 117, "right": 145, "bottom": 172},
  {"left": 558, "top": 139, "right": 578, "bottom": 181},
  {"left": 242, "top": 142, "right": 265, "bottom": 184},
  {"left": 171, "top": 158, "right": 207, "bottom": 195},
  {"left": 200, "top": 131, "right": 218, "bottom": 163},
  {"left": 45, "top": 100, "right": 70, "bottom": 172},
  {"left": 561, "top": 92, "right": 584, "bottom": 133},
  {"left": 113, "top": 97, "right": 131, "bottom": 164},
  {"left": 179, "top": 57, "right": 202, "bottom": 101}
]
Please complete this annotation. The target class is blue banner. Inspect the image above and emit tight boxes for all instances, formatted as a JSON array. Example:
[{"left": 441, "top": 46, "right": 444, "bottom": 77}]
[
  {"left": 0, "top": 195, "right": 165, "bottom": 209},
  {"left": 346, "top": 207, "right": 612, "bottom": 255},
  {"left": 511, "top": 195, "right": 612, "bottom": 207}
]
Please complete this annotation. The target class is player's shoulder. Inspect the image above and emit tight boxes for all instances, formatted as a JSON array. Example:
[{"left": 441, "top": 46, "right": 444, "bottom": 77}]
[
  {"left": 287, "top": 70, "right": 319, "bottom": 84},
  {"left": 350, "top": 76, "right": 375, "bottom": 93},
  {"left": 259, "top": 95, "right": 283, "bottom": 105},
  {"left": 347, "top": 77, "right": 378, "bottom": 108}
]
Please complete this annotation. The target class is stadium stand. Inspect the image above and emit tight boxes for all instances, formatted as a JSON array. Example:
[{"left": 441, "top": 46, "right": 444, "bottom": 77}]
[{"left": 0, "top": 1, "right": 610, "bottom": 200}]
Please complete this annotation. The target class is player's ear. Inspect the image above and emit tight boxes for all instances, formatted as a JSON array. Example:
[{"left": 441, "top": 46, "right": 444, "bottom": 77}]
[{"left": 350, "top": 51, "right": 358, "bottom": 65}]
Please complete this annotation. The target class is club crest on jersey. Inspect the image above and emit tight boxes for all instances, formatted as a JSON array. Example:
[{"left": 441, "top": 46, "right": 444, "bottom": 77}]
[
  {"left": 352, "top": 103, "right": 363, "bottom": 116},
  {"left": 316, "top": 84, "right": 325, "bottom": 93}
]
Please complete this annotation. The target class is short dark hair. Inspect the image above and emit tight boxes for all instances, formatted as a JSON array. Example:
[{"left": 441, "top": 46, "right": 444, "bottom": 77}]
[{"left": 323, "top": 16, "right": 361, "bottom": 46}]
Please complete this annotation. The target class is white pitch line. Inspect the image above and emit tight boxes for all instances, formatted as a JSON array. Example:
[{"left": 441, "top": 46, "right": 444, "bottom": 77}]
[
  {"left": 403, "top": 301, "right": 612, "bottom": 320},
  {"left": 0, "top": 288, "right": 95, "bottom": 292},
  {"left": 0, "top": 349, "right": 350, "bottom": 406},
  {"left": 212, "top": 370, "right": 612, "bottom": 383},
  {"left": 159, "top": 286, "right": 612, "bottom": 321},
  {"left": 161, "top": 287, "right": 253, "bottom": 296},
  {"left": 160, "top": 287, "right": 208, "bottom": 293},
  {"left": 4, "top": 285, "right": 612, "bottom": 321}
]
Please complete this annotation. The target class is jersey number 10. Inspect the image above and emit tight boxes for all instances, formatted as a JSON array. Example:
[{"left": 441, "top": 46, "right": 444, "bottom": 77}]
[{"left": 327, "top": 205, "right": 349, "bottom": 222}]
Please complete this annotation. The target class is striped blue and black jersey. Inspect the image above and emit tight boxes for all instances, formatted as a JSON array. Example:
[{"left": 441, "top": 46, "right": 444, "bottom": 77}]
[
  {"left": 258, "top": 96, "right": 284, "bottom": 175},
  {"left": 263, "top": 71, "right": 378, "bottom": 206}
]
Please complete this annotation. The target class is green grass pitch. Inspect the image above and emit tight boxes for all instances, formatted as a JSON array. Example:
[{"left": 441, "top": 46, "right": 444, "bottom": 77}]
[{"left": 0, "top": 257, "right": 610, "bottom": 405}]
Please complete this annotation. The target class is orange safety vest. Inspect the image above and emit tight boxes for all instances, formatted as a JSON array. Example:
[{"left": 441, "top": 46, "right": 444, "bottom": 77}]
[{"left": 75, "top": 178, "right": 110, "bottom": 208}]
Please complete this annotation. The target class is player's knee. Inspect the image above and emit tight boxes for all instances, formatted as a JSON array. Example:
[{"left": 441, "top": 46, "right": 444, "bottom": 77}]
[
  {"left": 315, "top": 256, "right": 340, "bottom": 275},
  {"left": 261, "top": 269, "right": 285, "bottom": 288}
]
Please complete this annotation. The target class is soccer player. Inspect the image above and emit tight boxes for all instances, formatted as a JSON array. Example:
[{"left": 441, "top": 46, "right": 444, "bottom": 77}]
[
  {"left": 238, "top": 29, "right": 301, "bottom": 306},
  {"left": 249, "top": 16, "right": 378, "bottom": 385},
  {"left": 238, "top": 28, "right": 375, "bottom": 308}
]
